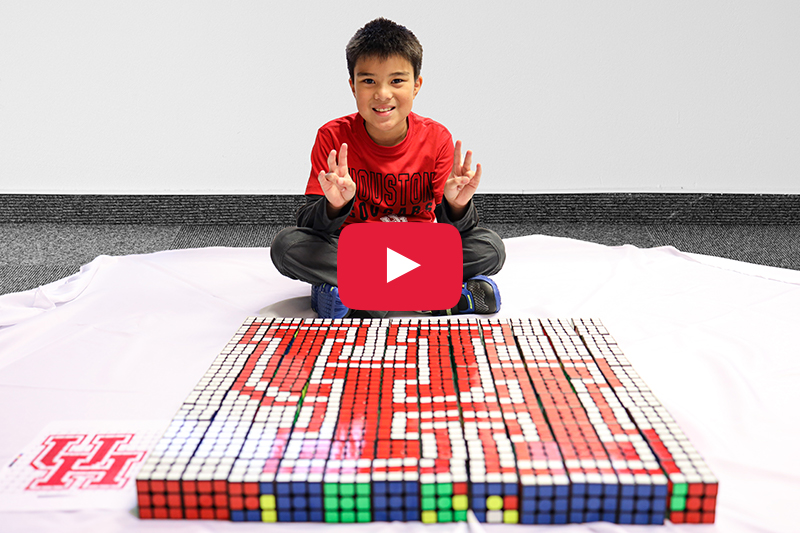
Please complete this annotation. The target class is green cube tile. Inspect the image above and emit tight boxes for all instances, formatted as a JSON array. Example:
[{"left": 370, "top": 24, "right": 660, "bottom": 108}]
[
  {"left": 422, "top": 496, "right": 437, "bottom": 511},
  {"left": 673, "top": 483, "right": 688, "bottom": 497},
  {"left": 356, "top": 496, "right": 371, "bottom": 510},
  {"left": 421, "top": 484, "right": 436, "bottom": 497},
  {"left": 438, "top": 510, "right": 454, "bottom": 522},
  {"left": 339, "top": 484, "right": 356, "bottom": 497},
  {"left": 671, "top": 495, "right": 687, "bottom": 511},
  {"left": 340, "top": 511, "right": 356, "bottom": 523},
  {"left": 357, "top": 510, "right": 371, "bottom": 522},
  {"left": 324, "top": 497, "right": 339, "bottom": 511},
  {"left": 340, "top": 497, "right": 355, "bottom": 511},
  {"left": 454, "top": 510, "right": 468, "bottom": 522},
  {"left": 356, "top": 483, "right": 371, "bottom": 496},
  {"left": 324, "top": 484, "right": 338, "bottom": 496},
  {"left": 325, "top": 511, "right": 340, "bottom": 523},
  {"left": 436, "top": 483, "right": 453, "bottom": 496},
  {"left": 437, "top": 496, "right": 452, "bottom": 510}
]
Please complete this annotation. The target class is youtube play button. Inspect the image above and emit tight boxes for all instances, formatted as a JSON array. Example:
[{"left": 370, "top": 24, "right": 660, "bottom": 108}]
[{"left": 338, "top": 223, "right": 462, "bottom": 311}]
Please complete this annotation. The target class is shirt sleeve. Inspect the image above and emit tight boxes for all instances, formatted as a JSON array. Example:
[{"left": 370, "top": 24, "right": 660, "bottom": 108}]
[
  {"left": 435, "top": 197, "right": 479, "bottom": 233},
  {"left": 296, "top": 194, "right": 355, "bottom": 234}
]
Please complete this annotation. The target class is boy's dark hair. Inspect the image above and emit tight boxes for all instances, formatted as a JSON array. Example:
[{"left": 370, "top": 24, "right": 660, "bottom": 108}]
[{"left": 346, "top": 18, "right": 423, "bottom": 80}]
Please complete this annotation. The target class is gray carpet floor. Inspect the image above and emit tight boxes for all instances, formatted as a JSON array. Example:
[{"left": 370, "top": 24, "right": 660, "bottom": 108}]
[{"left": 2, "top": 222, "right": 799, "bottom": 296}]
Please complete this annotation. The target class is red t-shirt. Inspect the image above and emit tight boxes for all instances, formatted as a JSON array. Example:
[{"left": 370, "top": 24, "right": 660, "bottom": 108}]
[{"left": 304, "top": 112, "right": 454, "bottom": 228}]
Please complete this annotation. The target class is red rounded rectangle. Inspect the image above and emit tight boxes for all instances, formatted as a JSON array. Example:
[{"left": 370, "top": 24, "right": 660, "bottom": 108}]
[{"left": 338, "top": 223, "right": 462, "bottom": 311}]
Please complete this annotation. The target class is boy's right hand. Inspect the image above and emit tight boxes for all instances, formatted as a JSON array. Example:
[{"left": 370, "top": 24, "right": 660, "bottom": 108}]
[{"left": 318, "top": 143, "right": 356, "bottom": 218}]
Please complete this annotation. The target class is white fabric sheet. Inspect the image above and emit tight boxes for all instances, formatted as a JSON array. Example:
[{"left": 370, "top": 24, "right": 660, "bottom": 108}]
[{"left": 0, "top": 235, "right": 798, "bottom": 532}]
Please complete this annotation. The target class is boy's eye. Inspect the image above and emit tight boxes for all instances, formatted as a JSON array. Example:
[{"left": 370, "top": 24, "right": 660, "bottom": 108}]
[{"left": 393, "top": 79, "right": 405, "bottom": 84}]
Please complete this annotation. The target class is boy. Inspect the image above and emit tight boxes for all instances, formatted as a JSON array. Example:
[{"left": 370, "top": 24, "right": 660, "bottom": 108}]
[{"left": 271, "top": 17, "right": 505, "bottom": 318}]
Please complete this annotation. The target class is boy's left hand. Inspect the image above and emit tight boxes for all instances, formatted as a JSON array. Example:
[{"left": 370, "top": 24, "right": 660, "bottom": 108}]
[{"left": 444, "top": 140, "right": 482, "bottom": 217}]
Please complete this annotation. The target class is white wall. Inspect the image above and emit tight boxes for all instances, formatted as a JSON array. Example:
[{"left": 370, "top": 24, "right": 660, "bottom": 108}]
[{"left": 1, "top": 1, "right": 798, "bottom": 194}]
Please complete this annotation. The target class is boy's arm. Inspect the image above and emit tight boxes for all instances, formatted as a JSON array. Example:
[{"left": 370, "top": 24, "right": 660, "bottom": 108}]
[
  {"left": 439, "top": 140, "right": 482, "bottom": 230},
  {"left": 296, "top": 194, "right": 355, "bottom": 233}
]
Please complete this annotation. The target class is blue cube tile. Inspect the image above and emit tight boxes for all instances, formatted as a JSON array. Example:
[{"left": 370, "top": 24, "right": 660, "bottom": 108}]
[
  {"left": 572, "top": 483, "right": 587, "bottom": 496},
  {"left": 618, "top": 512, "right": 633, "bottom": 524},
  {"left": 308, "top": 482, "right": 322, "bottom": 496},
  {"left": 521, "top": 512, "right": 535, "bottom": 524},
  {"left": 635, "top": 498, "right": 651, "bottom": 512},
  {"left": 587, "top": 497, "right": 602, "bottom": 511},
  {"left": 585, "top": 511, "right": 601, "bottom": 522},
  {"left": 388, "top": 495, "right": 403, "bottom": 509},
  {"left": 230, "top": 510, "right": 245, "bottom": 522},
  {"left": 291, "top": 481, "right": 306, "bottom": 494},
  {"left": 293, "top": 510, "right": 308, "bottom": 521},
  {"left": 555, "top": 485, "right": 569, "bottom": 498},
  {"left": 405, "top": 509, "right": 419, "bottom": 521},
  {"left": 373, "top": 495, "right": 387, "bottom": 509},
  {"left": 602, "top": 497, "right": 617, "bottom": 511},
  {"left": 652, "top": 497, "right": 667, "bottom": 512},
  {"left": 472, "top": 483, "right": 486, "bottom": 497},
  {"left": 277, "top": 496, "right": 291, "bottom": 509},
  {"left": 619, "top": 498, "right": 635, "bottom": 512},
  {"left": 554, "top": 498, "right": 569, "bottom": 512},
  {"left": 571, "top": 496, "right": 585, "bottom": 509},
  {"left": 292, "top": 495, "right": 307, "bottom": 508},
  {"left": 373, "top": 481, "right": 387, "bottom": 494},
  {"left": 602, "top": 511, "right": 617, "bottom": 522},
  {"left": 473, "top": 511, "right": 486, "bottom": 523},
  {"left": 654, "top": 484, "right": 668, "bottom": 498},
  {"left": 404, "top": 494, "right": 418, "bottom": 508},
  {"left": 604, "top": 484, "right": 619, "bottom": 496},
  {"left": 620, "top": 484, "right": 636, "bottom": 498},
  {"left": 472, "top": 496, "right": 487, "bottom": 511},
  {"left": 650, "top": 511, "right": 666, "bottom": 524},
  {"left": 309, "top": 496, "right": 323, "bottom": 510},
  {"left": 388, "top": 481, "right": 403, "bottom": 493},
  {"left": 588, "top": 484, "right": 603, "bottom": 496},
  {"left": 487, "top": 483, "right": 502, "bottom": 496},
  {"left": 554, "top": 513, "right": 568, "bottom": 524},
  {"left": 535, "top": 513, "right": 554, "bottom": 524},
  {"left": 310, "top": 510, "right": 324, "bottom": 522},
  {"left": 538, "top": 485, "right": 554, "bottom": 498},
  {"left": 538, "top": 499, "right": 554, "bottom": 512},
  {"left": 260, "top": 482, "right": 274, "bottom": 495},
  {"left": 635, "top": 484, "right": 653, "bottom": 498},
  {"left": 521, "top": 499, "right": 536, "bottom": 512},
  {"left": 634, "top": 512, "right": 650, "bottom": 525},
  {"left": 504, "top": 483, "right": 518, "bottom": 496},
  {"left": 276, "top": 483, "right": 291, "bottom": 496},
  {"left": 374, "top": 510, "right": 388, "bottom": 521},
  {"left": 389, "top": 510, "right": 404, "bottom": 522},
  {"left": 569, "top": 511, "right": 584, "bottom": 523},
  {"left": 521, "top": 485, "right": 536, "bottom": 498},
  {"left": 405, "top": 481, "right": 418, "bottom": 494}
]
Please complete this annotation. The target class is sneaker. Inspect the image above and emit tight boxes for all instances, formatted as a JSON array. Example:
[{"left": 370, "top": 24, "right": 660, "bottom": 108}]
[
  {"left": 433, "top": 275, "right": 501, "bottom": 315},
  {"left": 310, "top": 283, "right": 350, "bottom": 319}
]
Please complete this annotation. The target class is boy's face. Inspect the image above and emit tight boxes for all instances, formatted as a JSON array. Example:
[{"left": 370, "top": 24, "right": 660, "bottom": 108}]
[{"left": 349, "top": 55, "right": 422, "bottom": 147}]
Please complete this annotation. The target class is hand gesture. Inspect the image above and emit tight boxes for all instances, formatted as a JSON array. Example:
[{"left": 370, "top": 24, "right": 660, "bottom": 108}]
[
  {"left": 444, "top": 140, "right": 482, "bottom": 212},
  {"left": 317, "top": 143, "right": 356, "bottom": 212}
]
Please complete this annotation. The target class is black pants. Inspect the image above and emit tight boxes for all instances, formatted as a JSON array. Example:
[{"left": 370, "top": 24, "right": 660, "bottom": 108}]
[{"left": 270, "top": 225, "right": 506, "bottom": 287}]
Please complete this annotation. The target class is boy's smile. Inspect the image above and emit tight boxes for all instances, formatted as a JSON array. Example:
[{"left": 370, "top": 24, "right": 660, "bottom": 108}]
[{"left": 349, "top": 55, "right": 422, "bottom": 147}]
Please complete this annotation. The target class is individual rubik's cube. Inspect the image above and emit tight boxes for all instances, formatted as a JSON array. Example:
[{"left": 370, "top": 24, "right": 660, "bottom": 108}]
[
  {"left": 137, "top": 316, "right": 718, "bottom": 525},
  {"left": 575, "top": 318, "right": 718, "bottom": 524}
]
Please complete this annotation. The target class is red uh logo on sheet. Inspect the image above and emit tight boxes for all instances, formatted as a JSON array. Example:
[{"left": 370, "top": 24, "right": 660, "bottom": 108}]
[{"left": 27, "top": 434, "right": 146, "bottom": 491}]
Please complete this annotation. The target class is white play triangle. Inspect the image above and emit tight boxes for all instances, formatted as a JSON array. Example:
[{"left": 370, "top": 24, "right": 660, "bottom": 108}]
[{"left": 386, "top": 247, "right": 420, "bottom": 283}]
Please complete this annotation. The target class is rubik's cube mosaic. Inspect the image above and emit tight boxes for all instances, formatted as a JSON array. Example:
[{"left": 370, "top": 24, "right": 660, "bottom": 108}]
[{"left": 136, "top": 318, "right": 718, "bottom": 525}]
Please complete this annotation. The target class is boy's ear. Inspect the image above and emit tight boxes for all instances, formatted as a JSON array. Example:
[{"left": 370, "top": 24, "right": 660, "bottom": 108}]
[
  {"left": 349, "top": 78, "right": 356, "bottom": 97},
  {"left": 414, "top": 76, "right": 423, "bottom": 98}
]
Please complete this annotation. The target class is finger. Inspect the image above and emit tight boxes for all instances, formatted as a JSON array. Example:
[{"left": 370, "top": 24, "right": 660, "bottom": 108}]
[
  {"left": 452, "top": 140, "right": 463, "bottom": 175},
  {"left": 471, "top": 163, "right": 482, "bottom": 189},
  {"left": 338, "top": 143, "right": 348, "bottom": 174},
  {"left": 327, "top": 149, "right": 337, "bottom": 173},
  {"left": 463, "top": 149, "right": 473, "bottom": 174}
]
